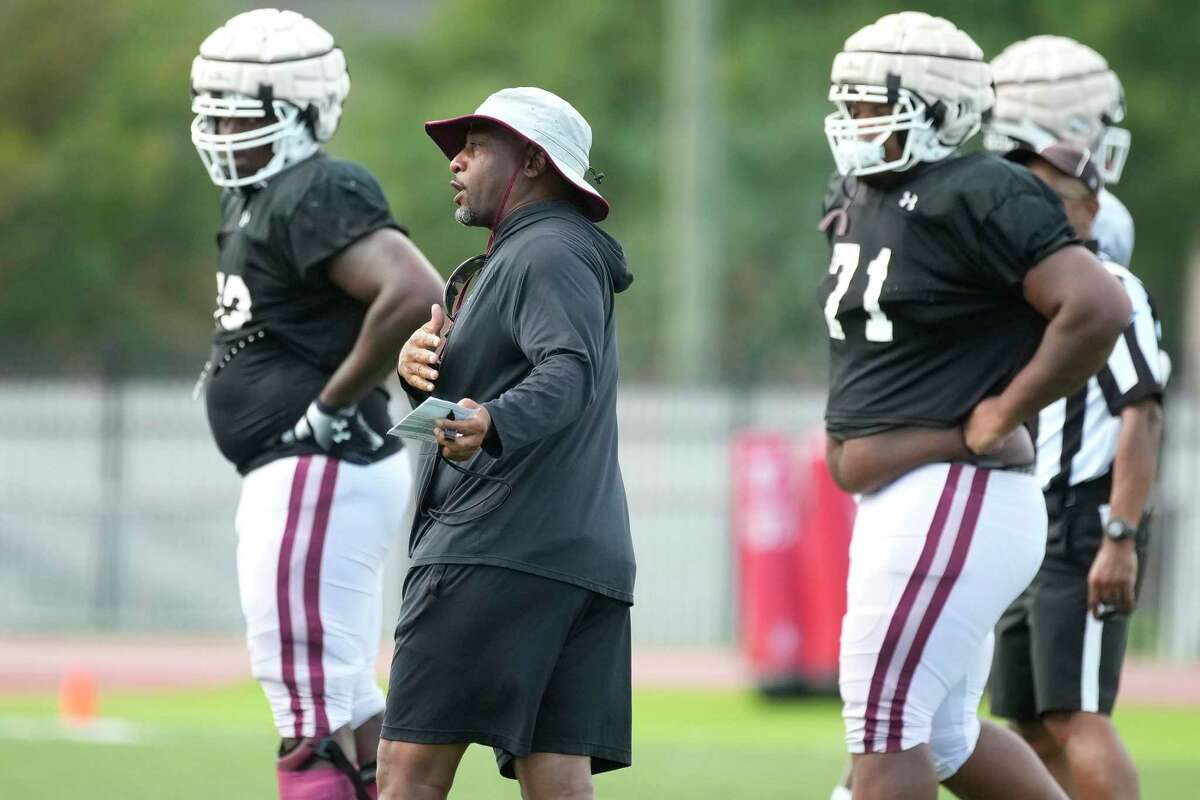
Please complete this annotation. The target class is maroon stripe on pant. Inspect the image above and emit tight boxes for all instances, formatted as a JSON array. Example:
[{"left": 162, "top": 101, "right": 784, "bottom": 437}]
[
  {"left": 303, "top": 457, "right": 340, "bottom": 737},
  {"left": 277, "top": 455, "right": 313, "bottom": 739},
  {"left": 861, "top": 463, "right": 962, "bottom": 754},
  {"left": 885, "top": 467, "right": 990, "bottom": 751}
]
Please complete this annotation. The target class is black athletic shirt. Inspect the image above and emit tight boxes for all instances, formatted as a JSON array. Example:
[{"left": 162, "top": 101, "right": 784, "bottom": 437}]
[
  {"left": 404, "top": 200, "right": 636, "bottom": 604},
  {"left": 203, "top": 153, "right": 405, "bottom": 474},
  {"left": 818, "top": 153, "right": 1079, "bottom": 440}
]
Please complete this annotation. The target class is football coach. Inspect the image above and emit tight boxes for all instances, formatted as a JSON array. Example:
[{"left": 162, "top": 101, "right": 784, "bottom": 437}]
[{"left": 378, "top": 87, "right": 636, "bottom": 800}]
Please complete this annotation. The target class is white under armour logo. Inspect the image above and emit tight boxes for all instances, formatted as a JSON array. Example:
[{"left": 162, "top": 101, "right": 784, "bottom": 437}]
[
  {"left": 331, "top": 419, "right": 351, "bottom": 443},
  {"left": 239, "top": 210, "right": 251, "bottom": 227},
  {"left": 898, "top": 191, "right": 918, "bottom": 211}
]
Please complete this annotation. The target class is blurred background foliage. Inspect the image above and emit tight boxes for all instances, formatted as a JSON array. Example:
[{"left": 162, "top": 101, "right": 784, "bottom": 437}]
[{"left": 1, "top": 0, "right": 1196, "bottom": 380}]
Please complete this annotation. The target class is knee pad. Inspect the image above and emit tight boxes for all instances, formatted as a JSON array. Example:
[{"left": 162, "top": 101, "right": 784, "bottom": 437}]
[
  {"left": 930, "top": 716, "right": 982, "bottom": 781},
  {"left": 350, "top": 673, "right": 386, "bottom": 730},
  {"left": 278, "top": 737, "right": 372, "bottom": 800}
]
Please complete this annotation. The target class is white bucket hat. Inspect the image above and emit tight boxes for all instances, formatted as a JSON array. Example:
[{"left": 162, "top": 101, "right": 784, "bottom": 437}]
[{"left": 425, "top": 87, "right": 609, "bottom": 222}]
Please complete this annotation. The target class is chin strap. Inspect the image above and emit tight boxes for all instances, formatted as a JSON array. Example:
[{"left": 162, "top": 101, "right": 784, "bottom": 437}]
[
  {"left": 817, "top": 175, "right": 857, "bottom": 237},
  {"left": 818, "top": 205, "right": 850, "bottom": 237}
]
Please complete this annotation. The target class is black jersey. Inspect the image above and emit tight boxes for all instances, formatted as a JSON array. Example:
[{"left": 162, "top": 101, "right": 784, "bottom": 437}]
[
  {"left": 818, "top": 153, "right": 1078, "bottom": 439},
  {"left": 203, "top": 153, "right": 405, "bottom": 474}
]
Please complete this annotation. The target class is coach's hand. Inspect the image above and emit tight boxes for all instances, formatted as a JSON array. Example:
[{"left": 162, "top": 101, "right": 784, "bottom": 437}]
[
  {"left": 398, "top": 305, "right": 445, "bottom": 393},
  {"left": 282, "top": 399, "right": 384, "bottom": 464},
  {"left": 963, "top": 396, "right": 1017, "bottom": 455},
  {"left": 1088, "top": 538, "right": 1138, "bottom": 618},
  {"left": 435, "top": 398, "right": 491, "bottom": 461}
]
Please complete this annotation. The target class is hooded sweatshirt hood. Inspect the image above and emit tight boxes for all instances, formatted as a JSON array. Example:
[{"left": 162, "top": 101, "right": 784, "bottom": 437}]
[{"left": 490, "top": 199, "right": 633, "bottom": 293}]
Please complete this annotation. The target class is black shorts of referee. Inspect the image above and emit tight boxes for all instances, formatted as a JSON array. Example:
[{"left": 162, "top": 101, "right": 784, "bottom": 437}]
[
  {"left": 382, "top": 563, "right": 632, "bottom": 778},
  {"left": 991, "top": 483, "right": 1149, "bottom": 720}
]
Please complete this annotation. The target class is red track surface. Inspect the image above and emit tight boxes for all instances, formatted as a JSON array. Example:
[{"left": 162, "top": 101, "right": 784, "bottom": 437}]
[{"left": 0, "top": 636, "right": 1196, "bottom": 705}]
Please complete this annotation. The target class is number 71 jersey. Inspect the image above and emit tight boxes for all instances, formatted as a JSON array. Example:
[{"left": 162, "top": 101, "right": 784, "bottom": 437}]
[{"left": 818, "top": 153, "right": 1078, "bottom": 440}]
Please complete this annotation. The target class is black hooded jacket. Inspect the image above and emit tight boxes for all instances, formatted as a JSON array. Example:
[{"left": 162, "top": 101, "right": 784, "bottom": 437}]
[{"left": 406, "top": 199, "right": 636, "bottom": 602}]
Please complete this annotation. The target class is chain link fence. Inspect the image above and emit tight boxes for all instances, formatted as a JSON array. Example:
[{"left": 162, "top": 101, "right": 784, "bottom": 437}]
[{"left": 0, "top": 379, "right": 1195, "bottom": 655}]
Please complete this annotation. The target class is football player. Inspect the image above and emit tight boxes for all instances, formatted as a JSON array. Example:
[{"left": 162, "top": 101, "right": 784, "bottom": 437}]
[
  {"left": 986, "top": 35, "right": 1134, "bottom": 269},
  {"left": 987, "top": 41, "right": 1167, "bottom": 800},
  {"left": 190, "top": 9, "right": 443, "bottom": 799},
  {"left": 816, "top": 12, "right": 1131, "bottom": 800}
]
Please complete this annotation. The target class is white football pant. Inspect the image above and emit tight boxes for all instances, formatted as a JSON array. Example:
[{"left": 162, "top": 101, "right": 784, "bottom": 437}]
[
  {"left": 236, "top": 452, "right": 411, "bottom": 738},
  {"left": 840, "top": 462, "right": 1046, "bottom": 779}
]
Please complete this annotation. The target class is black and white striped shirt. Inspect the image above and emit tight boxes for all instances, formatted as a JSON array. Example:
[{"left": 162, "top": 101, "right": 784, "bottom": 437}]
[{"left": 1036, "top": 261, "right": 1168, "bottom": 491}]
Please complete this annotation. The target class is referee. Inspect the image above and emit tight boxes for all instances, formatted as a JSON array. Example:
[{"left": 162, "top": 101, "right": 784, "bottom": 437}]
[{"left": 991, "top": 143, "right": 1168, "bottom": 799}]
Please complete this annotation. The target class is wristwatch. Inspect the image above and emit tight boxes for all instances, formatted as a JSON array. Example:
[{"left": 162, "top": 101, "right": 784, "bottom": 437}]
[{"left": 1104, "top": 517, "right": 1137, "bottom": 541}]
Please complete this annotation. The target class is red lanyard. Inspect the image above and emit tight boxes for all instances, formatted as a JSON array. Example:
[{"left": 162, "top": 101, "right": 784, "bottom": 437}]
[{"left": 484, "top": 163, "right": 523, "bottom": 255}]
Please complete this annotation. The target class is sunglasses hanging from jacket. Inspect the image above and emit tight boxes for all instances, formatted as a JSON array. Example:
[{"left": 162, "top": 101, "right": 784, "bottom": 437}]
[{"left": 419, "top": 251, "right": 510, "bottom": 526}]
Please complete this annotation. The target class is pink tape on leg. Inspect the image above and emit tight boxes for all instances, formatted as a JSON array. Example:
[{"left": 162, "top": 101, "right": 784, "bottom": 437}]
[{"left": 276, "top": 766, "right": 357, "bottom": 800}]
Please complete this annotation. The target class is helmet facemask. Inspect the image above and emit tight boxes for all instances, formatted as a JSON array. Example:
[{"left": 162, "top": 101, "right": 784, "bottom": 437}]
[
  {"left": 982, "top": 118, "right": 1058, "bottom": 158},
  {"left": 823, "top": 13, "right": 992, "bottom": 177},
  {"left": 1097, "top": 121, "right": 1130, "bottom": 184},
  {"left": 191, "top": 92, "right": 319, "bottom": 188},
  {"left": 824, "top": 84, "right": 965, "bottom": 176}
]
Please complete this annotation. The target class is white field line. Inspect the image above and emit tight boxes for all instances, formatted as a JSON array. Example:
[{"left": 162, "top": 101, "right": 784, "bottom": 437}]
[
  {"left": 0, "top": 715, "right": 268, "bottom": 746},
  {"left": 0, "top": 716, "right": 144, "bottom": 744}
]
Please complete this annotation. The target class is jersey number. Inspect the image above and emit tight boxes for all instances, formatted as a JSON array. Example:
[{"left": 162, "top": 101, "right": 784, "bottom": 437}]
[
  {"left": 215, "top": 272, "right": 252, "bottom": 331},
  {"left": 823, "top": 243, "right": 894, "bottom": 342}
]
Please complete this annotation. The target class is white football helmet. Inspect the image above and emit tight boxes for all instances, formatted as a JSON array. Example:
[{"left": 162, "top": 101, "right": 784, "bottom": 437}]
[
  {"left": 824, "top": 12, "right": 994, "bottom": 176},
  {"left": 190, "top": 9, "right": 350, "bottom": 188},
  {"left": 986, "top": 35, "right": 1129, "bottom": 183}
]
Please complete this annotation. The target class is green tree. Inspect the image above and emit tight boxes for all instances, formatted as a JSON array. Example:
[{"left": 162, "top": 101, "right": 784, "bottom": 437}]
[{"left": 1, "top": 0, "right": 1195, "bottom": 380}]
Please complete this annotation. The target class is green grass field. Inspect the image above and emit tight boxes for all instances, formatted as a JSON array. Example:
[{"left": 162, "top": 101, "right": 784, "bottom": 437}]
[{"left": 0, "top": 684, "right": 1196, "bottom": 798}]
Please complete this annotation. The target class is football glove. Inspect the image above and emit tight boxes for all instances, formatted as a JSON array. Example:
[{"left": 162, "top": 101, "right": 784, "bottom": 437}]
[{"left": 281, "top": 399, "right": 384, "bottom": 464}]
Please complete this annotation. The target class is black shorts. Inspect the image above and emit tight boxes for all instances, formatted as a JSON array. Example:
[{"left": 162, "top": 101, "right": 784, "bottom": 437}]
[
  {"left": 382, "top": 563, "right": 632, "bottom": 778},
  {"left": 991, "top": 502, "right": 1149, "bottom": 720}
]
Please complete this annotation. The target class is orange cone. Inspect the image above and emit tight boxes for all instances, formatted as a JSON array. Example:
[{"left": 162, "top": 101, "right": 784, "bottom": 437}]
[{"left": 59, "top": 667, "right": 99, "bottom": 725}]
